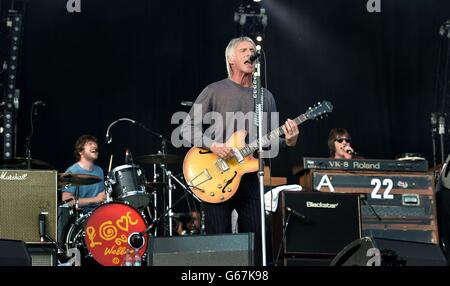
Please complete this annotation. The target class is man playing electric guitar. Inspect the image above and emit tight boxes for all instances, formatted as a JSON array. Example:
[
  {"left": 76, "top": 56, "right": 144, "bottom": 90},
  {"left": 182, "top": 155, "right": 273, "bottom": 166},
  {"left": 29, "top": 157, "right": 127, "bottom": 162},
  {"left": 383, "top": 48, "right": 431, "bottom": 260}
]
[{"left": 181, "top": 37, "right": 299, "bottom": 266}]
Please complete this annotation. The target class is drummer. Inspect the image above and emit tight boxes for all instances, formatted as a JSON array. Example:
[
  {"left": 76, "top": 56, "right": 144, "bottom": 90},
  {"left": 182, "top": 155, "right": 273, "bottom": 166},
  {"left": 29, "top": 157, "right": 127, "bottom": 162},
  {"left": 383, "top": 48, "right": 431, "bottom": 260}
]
[{"left": 62, "top": 134, "right": 107, "bottom": 214}]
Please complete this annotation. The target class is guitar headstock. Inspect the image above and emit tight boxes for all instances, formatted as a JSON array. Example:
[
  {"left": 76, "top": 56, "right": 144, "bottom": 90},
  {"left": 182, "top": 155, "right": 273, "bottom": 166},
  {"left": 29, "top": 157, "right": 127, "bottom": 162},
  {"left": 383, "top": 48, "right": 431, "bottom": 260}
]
[{"left": 305, "top": 100, "right": 333, "bottom": 120}]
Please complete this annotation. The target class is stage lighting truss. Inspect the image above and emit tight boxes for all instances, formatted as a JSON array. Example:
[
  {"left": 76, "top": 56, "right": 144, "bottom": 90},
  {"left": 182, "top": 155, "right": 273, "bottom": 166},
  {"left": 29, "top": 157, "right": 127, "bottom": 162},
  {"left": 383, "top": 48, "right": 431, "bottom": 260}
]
[{"left": 1, "top": 11, "right": 22, "bottom": 160}]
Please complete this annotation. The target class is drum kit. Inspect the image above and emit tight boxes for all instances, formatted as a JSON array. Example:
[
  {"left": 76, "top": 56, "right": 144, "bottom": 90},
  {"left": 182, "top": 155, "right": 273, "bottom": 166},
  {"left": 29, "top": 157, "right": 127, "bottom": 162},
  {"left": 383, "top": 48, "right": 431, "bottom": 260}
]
[{"left": 56, "top": 152, "right": 199, "bottom": 266}]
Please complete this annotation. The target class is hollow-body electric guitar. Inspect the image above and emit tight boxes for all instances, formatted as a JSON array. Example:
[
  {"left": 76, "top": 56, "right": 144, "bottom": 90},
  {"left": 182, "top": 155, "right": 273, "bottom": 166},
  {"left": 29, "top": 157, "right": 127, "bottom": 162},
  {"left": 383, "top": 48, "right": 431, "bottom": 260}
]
[{"left": 183, "top": 101, "right": 333, "bottom": 203}]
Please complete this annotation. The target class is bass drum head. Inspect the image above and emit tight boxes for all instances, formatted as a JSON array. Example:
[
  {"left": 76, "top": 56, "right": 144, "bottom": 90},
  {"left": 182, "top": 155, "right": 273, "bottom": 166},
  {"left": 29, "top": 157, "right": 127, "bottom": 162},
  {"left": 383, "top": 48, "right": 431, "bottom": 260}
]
[{"left": 66, "top": 202, "right": 149, "bottom": 266}]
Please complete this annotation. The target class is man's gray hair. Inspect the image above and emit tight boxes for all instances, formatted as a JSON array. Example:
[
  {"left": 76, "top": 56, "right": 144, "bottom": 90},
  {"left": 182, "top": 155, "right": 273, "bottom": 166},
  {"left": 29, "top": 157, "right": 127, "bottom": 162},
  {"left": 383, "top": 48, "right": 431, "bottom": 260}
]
[{"left": 225, "top": 36, "right": 255, "bottom": 77}]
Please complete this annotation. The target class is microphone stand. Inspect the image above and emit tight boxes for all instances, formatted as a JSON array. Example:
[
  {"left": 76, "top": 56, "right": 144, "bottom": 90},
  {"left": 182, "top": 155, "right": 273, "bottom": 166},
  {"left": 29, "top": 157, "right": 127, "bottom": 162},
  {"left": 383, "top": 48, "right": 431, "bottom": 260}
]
[
  {"left": 439, "top": 114, "right": 446, "bottom": 164},
  {"left": 274, "top": 212, "right": 291, "bottom": 266},
  {"left": 431, "top": 113, "right": 438, "bottom": 167},
  {"left": 360, "top": 194, "right": 382, "bottom": 221},
  {"left": 133, "top": 121, "right": 173, "bottom": 236},
  {"left": 253, "top": 52, "right": 267, "bottom": 266},
  {"left": 25, "top": 103, "right": 38, "bottom": 169},
  {"left": 105, "top": 118, "right": 137, "bottom": 145}
]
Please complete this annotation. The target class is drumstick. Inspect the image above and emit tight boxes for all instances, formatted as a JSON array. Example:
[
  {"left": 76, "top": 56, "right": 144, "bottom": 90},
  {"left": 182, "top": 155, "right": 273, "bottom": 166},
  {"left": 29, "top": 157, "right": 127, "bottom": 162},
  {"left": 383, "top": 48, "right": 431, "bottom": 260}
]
[{"left": 108, "top": 154, "right": 113, "bottom": 173}]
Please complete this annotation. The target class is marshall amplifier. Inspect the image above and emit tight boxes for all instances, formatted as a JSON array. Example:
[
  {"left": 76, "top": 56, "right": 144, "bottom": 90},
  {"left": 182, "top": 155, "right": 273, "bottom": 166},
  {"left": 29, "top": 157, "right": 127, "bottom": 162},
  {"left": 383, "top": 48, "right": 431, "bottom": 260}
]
[
  {"left": 272, "top": 191, "right": 361, "bottom": 257},
  {"left": 300, "top": 169, "right": 438, "bottom": 244},
  {"left": 0, "top": 169, "right": 57, "bottom": 243}
]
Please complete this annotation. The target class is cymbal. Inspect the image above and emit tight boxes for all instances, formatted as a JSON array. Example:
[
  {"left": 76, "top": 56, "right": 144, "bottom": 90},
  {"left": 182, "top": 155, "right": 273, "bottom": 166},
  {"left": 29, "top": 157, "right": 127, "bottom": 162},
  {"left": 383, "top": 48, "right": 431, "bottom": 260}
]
[
  {"left": 135, "top": 154, "right": 180, "bottom": 165},
  {"left": 58, "top": 173, "right": 102, "bottom": 187},
  {"left": 145, "top": 181, "right": 167, "bottom": 189},
  {"left": 0, "top": 157, "right": 55, "bottom": 170}
]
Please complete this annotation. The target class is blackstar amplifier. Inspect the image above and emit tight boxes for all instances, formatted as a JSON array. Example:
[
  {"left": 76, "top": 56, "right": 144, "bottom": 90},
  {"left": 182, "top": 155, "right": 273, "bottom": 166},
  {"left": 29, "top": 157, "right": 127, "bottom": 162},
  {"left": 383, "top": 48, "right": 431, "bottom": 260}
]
[
  {"left": 300, "top": 169, "right": 438, "bottom": 244},
  {"left": 0, "top": 169, "right": 57, "bottom": 243},
  {"left": 272, "top": 191, "right": 361, "bottom": 257}
]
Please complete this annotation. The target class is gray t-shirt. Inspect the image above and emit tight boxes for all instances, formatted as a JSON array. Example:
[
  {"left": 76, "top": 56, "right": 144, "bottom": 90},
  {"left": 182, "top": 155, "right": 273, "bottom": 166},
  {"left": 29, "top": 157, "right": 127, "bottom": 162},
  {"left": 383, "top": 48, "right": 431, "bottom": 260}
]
[{"left": 181, "top": 78, "right": 285, "bottom": 152}]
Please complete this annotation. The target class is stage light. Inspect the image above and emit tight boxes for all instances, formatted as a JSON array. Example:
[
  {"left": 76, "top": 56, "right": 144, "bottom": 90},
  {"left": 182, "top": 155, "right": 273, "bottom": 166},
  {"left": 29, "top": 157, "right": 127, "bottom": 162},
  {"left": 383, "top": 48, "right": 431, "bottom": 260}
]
[
  {"left": 256, "top": 45, "right": 262, "bottom": 51},
  {"left": 234, "top": 2, "right": 268, "bottom": 48}
]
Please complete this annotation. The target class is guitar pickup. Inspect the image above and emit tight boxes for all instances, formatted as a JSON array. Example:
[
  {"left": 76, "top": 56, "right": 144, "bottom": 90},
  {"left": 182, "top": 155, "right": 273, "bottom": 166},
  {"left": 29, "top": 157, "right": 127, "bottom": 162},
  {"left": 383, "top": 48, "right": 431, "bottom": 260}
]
[
  {"left": 216, "top": 159, "right": 229, "bottom": 173},
  {"left": 232, "top": 148, "right": 244, "bottom": 164}
]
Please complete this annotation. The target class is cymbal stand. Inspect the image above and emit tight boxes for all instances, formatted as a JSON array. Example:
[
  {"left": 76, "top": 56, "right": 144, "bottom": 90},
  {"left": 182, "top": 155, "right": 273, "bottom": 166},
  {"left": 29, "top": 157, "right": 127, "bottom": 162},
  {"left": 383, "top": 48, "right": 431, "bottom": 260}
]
[
  {"left": 152, "top": 163, "right": 159, "bottom": 236},
  {"left": 104, "top": 176, "right": 113, "bottom": 203},
  {"left": 128, "top": 189, "right": 190, "bottom": 250},
  {"left": 133, "top": 120, "right": 173, "bottom": 235},
  {"left": 162, "top": 169, "right": 204, "bottom": 234}
]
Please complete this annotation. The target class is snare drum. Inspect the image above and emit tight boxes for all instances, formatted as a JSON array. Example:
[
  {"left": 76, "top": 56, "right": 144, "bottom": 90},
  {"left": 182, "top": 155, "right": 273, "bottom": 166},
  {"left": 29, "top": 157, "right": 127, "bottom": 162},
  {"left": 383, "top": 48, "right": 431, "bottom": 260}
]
[
  {"left": 109, "top": 164, "right": 150, "bottom": 209},
  {"left": 66, "top": 202, "right": 148, "bottom": 266}
]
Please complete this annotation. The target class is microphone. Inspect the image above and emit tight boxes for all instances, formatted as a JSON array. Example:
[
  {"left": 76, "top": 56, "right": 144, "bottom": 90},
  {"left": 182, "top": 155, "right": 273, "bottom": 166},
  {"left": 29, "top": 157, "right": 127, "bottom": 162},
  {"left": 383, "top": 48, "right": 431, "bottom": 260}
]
[
  {"left": 170, "top": 212, "right": 192, "bottom": 219},
  {"left": 439, "top": 115, "right": 445, "bottom": 135},
  {"left": 39, "top": 213, "right": 46, "bottom": 243},
  {"left": 105, "top": 130, "right": 112, "bottom": 144},
  {"left": 249, "top": 52, "right": 261, "bottom": 63},
  {"left": 128, "top": 232, "right": 145, "bottom": 249},
  {"left": 181, "top": 101, "right": 193, "bottom": 107},
  {"left": 346, "top": 148, "right": 358, "bottom": 156},
  {"left": 125, "top": 148, "right": 133, "bottom": 164},
  {"left": 286, "top": 207, "right": 308, "bottom": 222},
  {"left": 33, "top": 100, "right": 46, "bottom": 107},
  {"left": 439, "top": 20, "right": 450, "bottom": 38},
  {"left": 431, "top": 113, "right": 438, "bottom": 134},
  {"left": 32, "top": 101, "right": 46, "bottom": 116}
]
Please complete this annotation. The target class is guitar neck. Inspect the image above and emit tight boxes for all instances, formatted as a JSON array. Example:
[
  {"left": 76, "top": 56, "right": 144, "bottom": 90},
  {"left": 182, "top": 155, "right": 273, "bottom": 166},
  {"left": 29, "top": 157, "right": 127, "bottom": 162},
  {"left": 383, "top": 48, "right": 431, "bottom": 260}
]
[{"left": 239, "top": 113, "right": 308, "bottom": 157}]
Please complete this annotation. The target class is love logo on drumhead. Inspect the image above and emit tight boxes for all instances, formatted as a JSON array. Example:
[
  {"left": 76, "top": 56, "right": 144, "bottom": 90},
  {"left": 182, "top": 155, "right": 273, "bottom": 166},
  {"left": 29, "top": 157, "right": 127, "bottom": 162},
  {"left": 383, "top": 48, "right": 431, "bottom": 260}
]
[{"left": 83, "top": 203, "right": 148, "bottom": 266}]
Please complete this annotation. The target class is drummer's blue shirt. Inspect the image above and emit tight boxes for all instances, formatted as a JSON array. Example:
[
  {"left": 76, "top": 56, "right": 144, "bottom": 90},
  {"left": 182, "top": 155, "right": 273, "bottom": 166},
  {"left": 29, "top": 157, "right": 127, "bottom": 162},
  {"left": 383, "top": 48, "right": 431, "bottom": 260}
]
[{"left": 63, "top": 163, "right": 104, "bottom": 213}]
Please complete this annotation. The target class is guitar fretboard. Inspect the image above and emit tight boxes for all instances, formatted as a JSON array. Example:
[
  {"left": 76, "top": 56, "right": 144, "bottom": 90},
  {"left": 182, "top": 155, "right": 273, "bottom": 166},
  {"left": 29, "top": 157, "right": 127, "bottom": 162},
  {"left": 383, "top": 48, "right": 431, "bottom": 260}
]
[{"left": 239, "top": 114, "right": 308, "bottom": 157}]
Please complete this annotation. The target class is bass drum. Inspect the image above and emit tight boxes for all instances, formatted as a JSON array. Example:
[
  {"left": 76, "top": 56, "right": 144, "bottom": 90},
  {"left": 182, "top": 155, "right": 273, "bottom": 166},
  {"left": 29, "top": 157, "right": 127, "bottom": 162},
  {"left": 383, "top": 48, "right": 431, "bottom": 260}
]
[{"left": 66, "top": 202, "right": 148, "bottom": 266}]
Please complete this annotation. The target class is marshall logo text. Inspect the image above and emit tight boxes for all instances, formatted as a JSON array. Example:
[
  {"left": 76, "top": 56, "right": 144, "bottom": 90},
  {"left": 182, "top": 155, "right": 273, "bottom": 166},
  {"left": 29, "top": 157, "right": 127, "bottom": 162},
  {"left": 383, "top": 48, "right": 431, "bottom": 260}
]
[{"left": 0, "top": 171, "right": 28, "bottom": 181}]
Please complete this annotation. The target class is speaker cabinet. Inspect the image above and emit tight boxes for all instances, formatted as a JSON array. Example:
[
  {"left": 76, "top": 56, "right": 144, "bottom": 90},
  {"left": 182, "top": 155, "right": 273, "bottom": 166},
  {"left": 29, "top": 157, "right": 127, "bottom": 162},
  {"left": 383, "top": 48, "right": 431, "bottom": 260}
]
[
  {"left": 26, "top": 243, "right": 58, "bottom": 266},
  {"left": 331, "top": 237, "right": 448, "bottom": 266},
  {"left": 148, "top": 233, "right": 254, "bottom": 266},
  {"left": 0, "top": 170, "right": 57, "bottom": 243},
  {"left": 272, "top": 191, "right": 361, "bottom": 256},
  {"left": 0, "top": 239, "right": 31, "bottom": 266}
]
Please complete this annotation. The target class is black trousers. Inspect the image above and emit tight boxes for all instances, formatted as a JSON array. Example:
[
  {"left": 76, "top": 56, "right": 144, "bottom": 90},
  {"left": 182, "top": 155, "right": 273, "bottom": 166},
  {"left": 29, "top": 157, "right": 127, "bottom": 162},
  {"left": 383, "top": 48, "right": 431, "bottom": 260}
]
[{"left": 202, "top": 173, "right": 263, "bottom": 265}]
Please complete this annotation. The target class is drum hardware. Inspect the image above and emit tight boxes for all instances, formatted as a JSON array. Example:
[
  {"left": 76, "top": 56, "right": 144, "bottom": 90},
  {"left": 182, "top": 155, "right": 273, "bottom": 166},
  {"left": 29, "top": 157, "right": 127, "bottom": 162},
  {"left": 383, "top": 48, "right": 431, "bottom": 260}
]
[
  {"left": 137, "top": 157, "right": 202, "bottom": 236},
  {"left": 107, "top": 164, "right": 150, "bottom": 210},
  {"left": 65, "top": 202, "right": 148, "bottom": 266},
  {"left": 134, "top": 153, "right": 181, "bottom": 165},
  {"left": 145, "top": 181, "right": 167, "bottom": 190},
  {"left": 127, "top": 185, "right": 195, "bottom": 249},
  {"left": 104, "top": 118, "right": 188, "bottom": 236},
  {"left": 58, "top": 173, "right": 103, "bottom": 216},
  {"left": 57, "top": 173, "right": 102, "bottom": 187},
  {"left": 0, "top": 157, "right": 55, "bottom": 170}
]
